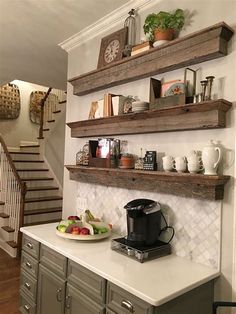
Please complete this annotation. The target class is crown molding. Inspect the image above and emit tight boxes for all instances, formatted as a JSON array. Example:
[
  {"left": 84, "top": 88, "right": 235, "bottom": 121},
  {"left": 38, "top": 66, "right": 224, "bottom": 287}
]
[{"left": 59, "top": 0, "right": 158, "bottom": 52}]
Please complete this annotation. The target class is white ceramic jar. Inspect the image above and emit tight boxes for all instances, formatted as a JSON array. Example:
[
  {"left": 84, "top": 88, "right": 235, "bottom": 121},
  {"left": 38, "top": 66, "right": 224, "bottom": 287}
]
[{"left": 202, "top": 140, "right": 222, "bottom": 175}]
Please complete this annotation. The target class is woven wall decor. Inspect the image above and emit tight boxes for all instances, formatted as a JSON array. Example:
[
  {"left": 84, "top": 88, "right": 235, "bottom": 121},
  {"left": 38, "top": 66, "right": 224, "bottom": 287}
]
[
  {"left": 29, "top": 91, "right": 59, "bottom": 124},
  {"left": 0, "top": 83, "right": 21, "bottom": 119}
]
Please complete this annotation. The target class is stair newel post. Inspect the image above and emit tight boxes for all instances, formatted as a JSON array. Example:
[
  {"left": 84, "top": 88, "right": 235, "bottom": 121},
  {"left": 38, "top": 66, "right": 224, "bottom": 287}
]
[
  {"left": 18, "top": 181, "right": 27, "bottom": 257},
  {"left": 38, "top": 87, "right": 52, "bottom": 140}
]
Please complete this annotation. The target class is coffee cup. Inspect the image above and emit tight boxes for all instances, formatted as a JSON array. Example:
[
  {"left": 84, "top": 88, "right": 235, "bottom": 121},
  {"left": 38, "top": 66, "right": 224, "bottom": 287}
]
[
  {"left": 187, "top": 162, "right": 204, "bottom": 173},
  {"left": 162, "top": 156, "right": 174, "bottom": 172},
  {"left": 173, "top": 156, "right": 187, "bottom": 173}
]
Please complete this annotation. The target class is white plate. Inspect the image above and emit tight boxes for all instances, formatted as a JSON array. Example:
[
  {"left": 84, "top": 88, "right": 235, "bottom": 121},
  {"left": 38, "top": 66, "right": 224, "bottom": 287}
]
[{"left": 56, "top": 221, "right": 111, "bottom": 241}]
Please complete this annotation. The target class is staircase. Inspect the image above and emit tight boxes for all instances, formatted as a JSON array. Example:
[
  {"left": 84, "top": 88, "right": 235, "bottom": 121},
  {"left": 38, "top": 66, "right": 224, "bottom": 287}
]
[{"left": 0, "top": 142, "right": 62, "bottom": 257}]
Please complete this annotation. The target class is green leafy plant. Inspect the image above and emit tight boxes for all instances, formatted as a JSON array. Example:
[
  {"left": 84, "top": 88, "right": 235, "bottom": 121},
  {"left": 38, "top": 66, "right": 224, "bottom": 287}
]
[{"left": 143, "top": 9, "right": 185, "bottom": 41}]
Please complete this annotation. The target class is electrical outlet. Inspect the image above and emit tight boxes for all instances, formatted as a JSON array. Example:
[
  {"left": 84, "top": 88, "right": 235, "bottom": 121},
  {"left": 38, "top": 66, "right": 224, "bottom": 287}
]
[{"left": 77, "top": 197, "right": 87, "bottom": 213}]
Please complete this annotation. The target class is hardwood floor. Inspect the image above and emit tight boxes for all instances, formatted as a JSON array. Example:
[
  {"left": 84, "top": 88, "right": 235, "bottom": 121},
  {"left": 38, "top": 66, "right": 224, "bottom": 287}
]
[{"left": 0, "top": 248, "right": 20, "bottom": 314}]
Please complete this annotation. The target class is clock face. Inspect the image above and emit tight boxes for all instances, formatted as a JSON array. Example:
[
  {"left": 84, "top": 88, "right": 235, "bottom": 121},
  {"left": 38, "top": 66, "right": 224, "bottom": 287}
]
[{"left": 104, "top": 39, "right": 120, "bottom": 63}]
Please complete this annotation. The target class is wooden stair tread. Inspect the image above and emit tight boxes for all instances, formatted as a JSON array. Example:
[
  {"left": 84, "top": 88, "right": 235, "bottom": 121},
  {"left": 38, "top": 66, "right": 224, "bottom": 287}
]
[
  {"left": 27, "top": 186, "right": 59, "bottom": 191},
  {"left": 13, "top": 159, "right": 44, "bottom": 163},
  {"left": 6, "top": 241, "right": 19, "bottom": 248},
  {"left": 53, "top": 110, "right": 61, "bottom": 114},
  {"left": 59, "top": 100, "right": 66, "bottom": 104},
  {"left": 25, "top": 196, "right": 63, "bottom": 203},
  {"left": 37, "top": 137, "right": 44, "bottom": 139},
  {"left": 24, "top": 207, "right": 62, "bottom": 216},
  {"left": 0, "top": 213, "right": 9, "bottom": 218},
  {"left": 0, "top": 201, "right": 5, "bottom": 205},
  {"left": 24, "top": 219, "right": 61, "bottom": 227},
  {"left": 16, "top": 168, "right": 49, "bottom": 171},
  {"left": 43, "top": 128, "right": 50, "bottom": 131},
  {"left": 9, "top": 151, "right": 40, "bottom": 155},
  {"left": 20, "top": 145, "right": 40, "bottom": 148},
  {"left": 47, "top": 119, "right": 55, "bottom": 123},
  {"left": 21, "top": 177, "right": 53, "bottom": 181},
  {"left": 2, "top": 226, "right": 15, "bottom": 233}
]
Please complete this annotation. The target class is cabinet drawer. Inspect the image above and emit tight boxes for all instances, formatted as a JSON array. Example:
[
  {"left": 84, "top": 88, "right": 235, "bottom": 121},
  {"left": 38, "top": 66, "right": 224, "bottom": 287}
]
[
  {"left": 19, "top": 290, "right": 36, "bottom": 314},
  {"left": 20, "top": 270, "right": 37, "bottom": 302},
  {"left": 22, "top": 235, "right": 40, "bottom": 260},
  {"left": 40, "top": 244, "right": 67, "bottom": 278},
  {"left": 21, "top": 251, "right": 38, "bottom": 279},
  {"left": 67, "top": 260, "right": 106, "bottom": 304},
  {"left": 107, "top": 282, "right": 153, "bottom": 314}
]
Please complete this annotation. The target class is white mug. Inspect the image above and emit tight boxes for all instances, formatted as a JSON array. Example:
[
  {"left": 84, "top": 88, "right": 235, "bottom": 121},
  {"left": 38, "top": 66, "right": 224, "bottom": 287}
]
[
  {"left": 187, "top": 162, "right": 204, "bottom": 173},
  {"left": 173, "top": 156, "right": 187, "bottom": 173},
  {"left": 162, "top": 156, "right": 174, "bottom": 172}
]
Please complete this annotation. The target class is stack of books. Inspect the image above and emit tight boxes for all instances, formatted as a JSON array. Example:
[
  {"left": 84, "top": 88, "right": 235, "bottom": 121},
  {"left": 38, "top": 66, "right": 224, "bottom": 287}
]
[{"left": 131, "top": 41, "right": 153, "bottom": 56}]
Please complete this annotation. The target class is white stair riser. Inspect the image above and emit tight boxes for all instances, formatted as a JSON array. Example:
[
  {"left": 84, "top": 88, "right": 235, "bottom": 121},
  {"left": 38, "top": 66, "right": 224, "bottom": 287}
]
[
  {"left": 26, "top": 190, "right": 60, "bottom": 198},
  {"left": 0, "top": 229, "right": 14, "bottom": 242},
  {"left": 19, "top": 171, "right": 50, "bottom": 178},
  {"left": 9, "top": 153, "right": 40, "bottom": 161},
  {"left": 24, "top": 199, "right": 62, "bottom": 210},
  {"left": 24, "top": 211, "right": 61, "bottom": 225},
  {"left": 0, "top": 217, "right": 9, "bottom": 227},
  {"left": 0, "top": 239, "right": 17, "bottom": 257},
  {"left": 13, "top": 162, "right": 46, "bottom": 170},
  {"left": 25, "top": 180, "right": 56, "bottom": 188},
  {"left": 20, "top": 146, "right": 40, "bottom": 153}
]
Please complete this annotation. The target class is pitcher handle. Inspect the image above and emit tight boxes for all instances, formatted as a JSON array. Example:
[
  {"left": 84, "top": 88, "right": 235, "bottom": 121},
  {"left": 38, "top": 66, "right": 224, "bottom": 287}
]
[{"left": 214, "top": 147, "right": 222, "bottom": 169}]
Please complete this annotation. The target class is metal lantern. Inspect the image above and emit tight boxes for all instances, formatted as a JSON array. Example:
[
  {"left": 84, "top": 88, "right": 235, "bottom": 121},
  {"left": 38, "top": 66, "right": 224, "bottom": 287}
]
[{"left": 123, "top": 9, "right": 136, "bottom": 56}]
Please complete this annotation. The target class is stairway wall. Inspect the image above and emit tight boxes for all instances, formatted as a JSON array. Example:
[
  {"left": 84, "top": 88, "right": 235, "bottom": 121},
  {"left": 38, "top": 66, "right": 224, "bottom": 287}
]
[{"left": 0, "top": 80, "right": 49, "bottom": 146}]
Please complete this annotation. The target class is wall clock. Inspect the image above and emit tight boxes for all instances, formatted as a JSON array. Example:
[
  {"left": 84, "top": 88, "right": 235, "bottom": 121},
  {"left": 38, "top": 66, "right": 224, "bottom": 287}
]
[{"left": 97, "top": 27, "right": 128, "bottom": 69}]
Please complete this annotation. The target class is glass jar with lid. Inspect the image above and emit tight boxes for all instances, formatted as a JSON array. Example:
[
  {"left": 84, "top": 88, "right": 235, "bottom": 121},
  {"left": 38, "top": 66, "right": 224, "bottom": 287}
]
[{"left": 82, "top": 142, "right": 89, "bottom": 166}]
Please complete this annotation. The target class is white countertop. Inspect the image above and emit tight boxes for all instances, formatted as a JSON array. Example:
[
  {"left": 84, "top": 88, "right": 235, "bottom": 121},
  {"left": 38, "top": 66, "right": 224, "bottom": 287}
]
[{"left": 20, "top": 223, "right": 219, "bottom": 306}]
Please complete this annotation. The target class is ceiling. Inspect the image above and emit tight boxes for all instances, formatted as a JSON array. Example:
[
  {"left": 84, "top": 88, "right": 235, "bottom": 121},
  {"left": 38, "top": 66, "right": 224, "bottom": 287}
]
[{"left": 0, "top": 0, "right": 128, "bottom": 90}]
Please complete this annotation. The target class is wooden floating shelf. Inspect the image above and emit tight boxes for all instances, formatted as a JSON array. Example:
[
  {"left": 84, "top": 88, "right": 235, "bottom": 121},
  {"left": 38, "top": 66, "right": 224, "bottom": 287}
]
[
  {"left": 67, "top": 99, "right": 232, "bottom": 138},
  {"left": 69, "top": 22, "right": 234, "bottom": 96},
  {"left": 66, "top": 165, "right": 230, "bottom": 201}
]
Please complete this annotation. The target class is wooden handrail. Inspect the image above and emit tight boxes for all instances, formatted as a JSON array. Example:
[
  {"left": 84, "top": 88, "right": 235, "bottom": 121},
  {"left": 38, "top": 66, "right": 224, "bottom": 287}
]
[
  {"left": 0, "top": 134, "right": 25, "bottom": 191},
  {"left": 38, "top": 87, "right": 52, "bottom": 139}
]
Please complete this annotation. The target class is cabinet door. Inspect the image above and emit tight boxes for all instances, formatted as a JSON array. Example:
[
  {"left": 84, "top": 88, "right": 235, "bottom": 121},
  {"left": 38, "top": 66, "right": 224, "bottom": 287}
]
[
  {"left": 65, "top": 283, "right": 105, "bottom": 314},
  {"left": 37, "top": 264, "right": 65, "bottom": 314}
]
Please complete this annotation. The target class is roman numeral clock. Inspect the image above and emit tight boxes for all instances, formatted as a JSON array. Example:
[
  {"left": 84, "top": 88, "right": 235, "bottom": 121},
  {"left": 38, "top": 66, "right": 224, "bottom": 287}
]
[{"left": 97, "top": 27, "right": 128, "bottom": 68}]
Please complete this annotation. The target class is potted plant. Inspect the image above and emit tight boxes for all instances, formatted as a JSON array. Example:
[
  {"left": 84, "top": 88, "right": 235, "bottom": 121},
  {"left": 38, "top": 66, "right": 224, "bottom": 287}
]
[
  {"left": 143, "top": 9, "right": 185, "bottom": 42},
  {"left": 120, "top": 153, "right": 134, "bottom": 169}
]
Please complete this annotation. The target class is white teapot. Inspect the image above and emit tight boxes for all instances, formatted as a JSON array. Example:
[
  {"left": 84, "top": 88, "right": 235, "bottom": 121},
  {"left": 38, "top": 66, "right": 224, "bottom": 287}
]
[{"left": 202, "top": 140, "right": 222, "bottom": 175}]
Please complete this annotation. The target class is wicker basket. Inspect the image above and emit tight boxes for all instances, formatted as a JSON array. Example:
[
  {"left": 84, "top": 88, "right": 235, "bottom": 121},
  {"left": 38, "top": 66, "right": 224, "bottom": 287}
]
[
  {"left": 0, "top": 83, "right": 21, "bottom": 119},
  {"left": 29, "top": 91, "right": 59, "bottom": 124}
]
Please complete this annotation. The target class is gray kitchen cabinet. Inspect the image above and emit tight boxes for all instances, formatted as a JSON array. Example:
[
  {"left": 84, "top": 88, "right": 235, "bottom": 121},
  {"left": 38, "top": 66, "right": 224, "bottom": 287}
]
[
  {"left": 65, "top": 283, "right": 105, "bottom": 314},
  {"left": 106, "top": 281, "right": 154, "bottom": 314},
  {"left": 37, "top": 264, "right": 66, "bottom": 314}
]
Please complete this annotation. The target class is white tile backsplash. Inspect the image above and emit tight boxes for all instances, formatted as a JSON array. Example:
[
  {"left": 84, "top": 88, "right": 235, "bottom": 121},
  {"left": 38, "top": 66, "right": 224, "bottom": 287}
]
[{"left": 76, "top": 182, "right": 221, "bottom": 269}]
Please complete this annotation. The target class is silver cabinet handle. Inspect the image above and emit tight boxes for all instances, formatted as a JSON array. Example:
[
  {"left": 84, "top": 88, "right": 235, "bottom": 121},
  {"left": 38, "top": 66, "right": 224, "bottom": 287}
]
[
  {"left": 121, "top": 300, "right": 134, "bottom": 313},
  {"left": 66, "top": 295, "right": 71, "bottom": 309},
  {"left": 26, "top": 261, "right": 32, "bottom": 269},
  {"left": 26, "top": 242, "right": 33, "bottom": 249},
  {"left": 24, "top": 282, "right": 31, "bottom": 290},
  {"left": 56, "top": 288, "right": 62, "bottom": 302},
  {"left": 24, "top": 304, "right": 30, "bottom": 312}
]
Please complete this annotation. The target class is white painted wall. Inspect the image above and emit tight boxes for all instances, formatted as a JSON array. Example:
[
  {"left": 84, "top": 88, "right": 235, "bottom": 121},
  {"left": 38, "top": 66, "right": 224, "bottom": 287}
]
[
  {"left": 0, "top": 80, "right": 44, "bottom": 147},
  {"left": 63, "top": 0, "right": 236, "bottom": 309}
]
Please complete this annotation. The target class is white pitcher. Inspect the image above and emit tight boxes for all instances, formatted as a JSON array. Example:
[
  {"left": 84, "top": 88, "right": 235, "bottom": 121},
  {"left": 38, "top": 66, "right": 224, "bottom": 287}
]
[{"left": 202, "top": 140, "right": 222, "bottom": 175}]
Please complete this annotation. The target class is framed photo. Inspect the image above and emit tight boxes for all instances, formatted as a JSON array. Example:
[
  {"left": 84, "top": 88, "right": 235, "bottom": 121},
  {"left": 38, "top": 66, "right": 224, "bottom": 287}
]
[{"left": 97, "top": 27, "right": 128, "bottom": 69}]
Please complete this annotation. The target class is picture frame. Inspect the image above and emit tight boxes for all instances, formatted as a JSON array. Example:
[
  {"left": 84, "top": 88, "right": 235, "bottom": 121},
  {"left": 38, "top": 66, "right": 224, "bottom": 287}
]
[{"left": 97, "top": 27, "right": 128, "bottom": 69}]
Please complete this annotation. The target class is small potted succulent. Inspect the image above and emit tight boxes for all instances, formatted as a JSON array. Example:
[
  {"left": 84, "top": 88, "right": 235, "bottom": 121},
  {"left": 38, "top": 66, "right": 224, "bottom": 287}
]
[{"left": 143, "top": 9, "right": 185, "bottom": 42}]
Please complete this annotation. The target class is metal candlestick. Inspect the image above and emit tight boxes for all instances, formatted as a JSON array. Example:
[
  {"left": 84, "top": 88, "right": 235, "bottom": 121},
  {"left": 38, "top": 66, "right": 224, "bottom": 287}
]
[
  {"left": 200, "top": 80, "right": 208, "bottom": 101},
  {"left": 205, "top": 76, "right": 215, "bottom": 100}
]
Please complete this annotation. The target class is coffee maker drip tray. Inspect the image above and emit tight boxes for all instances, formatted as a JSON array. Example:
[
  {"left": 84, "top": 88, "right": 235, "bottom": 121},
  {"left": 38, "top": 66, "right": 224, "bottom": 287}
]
[{"left": 111, "top": 237, "right": 171, "bottom": 263}]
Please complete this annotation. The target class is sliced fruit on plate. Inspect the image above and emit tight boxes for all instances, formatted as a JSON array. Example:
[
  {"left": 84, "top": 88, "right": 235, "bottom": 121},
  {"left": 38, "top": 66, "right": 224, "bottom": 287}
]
[
  {"left": 68, "top": 215, "right": 80, "bottom": 220},
  {"left": 65, "top": 222, "right": 82, "bottom": 233}
]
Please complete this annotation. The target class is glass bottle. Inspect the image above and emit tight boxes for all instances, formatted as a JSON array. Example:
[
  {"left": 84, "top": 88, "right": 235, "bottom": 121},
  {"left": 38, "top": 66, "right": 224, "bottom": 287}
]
[{"left": 82, "top": 142, "right": 89, "bottom": 166}]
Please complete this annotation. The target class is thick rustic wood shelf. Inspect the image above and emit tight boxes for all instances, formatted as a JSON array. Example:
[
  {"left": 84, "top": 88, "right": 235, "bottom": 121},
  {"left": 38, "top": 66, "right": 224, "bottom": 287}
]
[
  {"left": 67, "top": 99, "right": 232, "bottom": 138},
  {"left": 66, "top": 165, "right": 230, "bottom": 200},
  {"left": 68, "top": 22, "right": 234, "bottom": 96}
]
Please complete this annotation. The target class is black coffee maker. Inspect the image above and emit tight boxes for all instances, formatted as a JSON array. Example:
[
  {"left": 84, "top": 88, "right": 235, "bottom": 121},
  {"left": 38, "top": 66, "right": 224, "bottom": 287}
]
[{"left": 124, "top": 198, "right": 162, "bottom": 246}]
